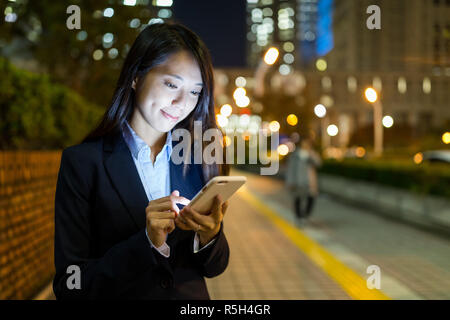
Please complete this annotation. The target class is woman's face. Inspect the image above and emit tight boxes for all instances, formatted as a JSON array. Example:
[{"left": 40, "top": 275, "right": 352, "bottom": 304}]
[{"left": 132, "top": 50, "right": 203, "bottom": 132}]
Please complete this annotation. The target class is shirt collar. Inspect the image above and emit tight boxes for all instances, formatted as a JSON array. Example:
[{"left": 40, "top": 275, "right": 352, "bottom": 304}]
[{"left": 122, "top": 121, "right": 173, "bottom": 162}]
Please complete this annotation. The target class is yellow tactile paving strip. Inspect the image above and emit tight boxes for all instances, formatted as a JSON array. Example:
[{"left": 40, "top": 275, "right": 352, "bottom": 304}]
[{"left": 238, "top": 187, "right": 391, "bottom": 300}]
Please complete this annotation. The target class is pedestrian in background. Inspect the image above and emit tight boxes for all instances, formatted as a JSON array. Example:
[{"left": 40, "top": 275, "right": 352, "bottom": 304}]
[{"left": 285, "top": 137, "right": 322, "bottom": 221}]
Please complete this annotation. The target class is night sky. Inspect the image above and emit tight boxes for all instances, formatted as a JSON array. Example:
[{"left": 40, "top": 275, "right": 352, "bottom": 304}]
[{"left": 172, "top": 0, "right": 247, "bottom": 68}]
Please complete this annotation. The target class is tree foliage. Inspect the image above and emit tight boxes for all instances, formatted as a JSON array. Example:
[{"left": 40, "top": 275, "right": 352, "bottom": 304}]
[{"left": 0, "top": 57, "right": 104, "bottom": 149}]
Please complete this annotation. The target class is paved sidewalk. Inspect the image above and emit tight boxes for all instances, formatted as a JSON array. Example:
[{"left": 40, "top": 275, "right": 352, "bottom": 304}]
[
  {"left": 236, "top": 169, "right": 450, "bottom": 300},
  {"left": 43, "top": 189, "right": 350, "bottom": 300},
  {"left": 205, "top": 184, "right": 351, "bottom": 299},
  {"left": 39, "top": 168, "right": 450, "bottom": 300},
  {"left": 42, "top": 173, "right": 351, "bottom": 300}
]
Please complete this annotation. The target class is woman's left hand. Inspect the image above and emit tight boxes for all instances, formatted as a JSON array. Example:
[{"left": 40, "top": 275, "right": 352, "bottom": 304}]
[{"left": 175, "top": 195, "right": 229, "bottom": 246}]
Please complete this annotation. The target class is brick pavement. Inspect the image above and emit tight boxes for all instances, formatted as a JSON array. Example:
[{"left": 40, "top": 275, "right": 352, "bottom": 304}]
[
  {"left": 236, "top": 169, "right": 450, "bottom": 300},
  {"left": 205, "top": 183, "right": 350, "bottom": 299}
]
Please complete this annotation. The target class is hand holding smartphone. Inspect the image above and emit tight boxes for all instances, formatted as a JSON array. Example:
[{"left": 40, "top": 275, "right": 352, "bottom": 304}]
[{"left": 187, "top": 176, "right": 247, "bottom": 215}]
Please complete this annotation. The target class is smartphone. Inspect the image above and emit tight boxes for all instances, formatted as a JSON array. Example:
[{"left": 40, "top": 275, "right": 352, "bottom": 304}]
[{"left": 187, "top": 176, "right": 247, "bottom": 215}]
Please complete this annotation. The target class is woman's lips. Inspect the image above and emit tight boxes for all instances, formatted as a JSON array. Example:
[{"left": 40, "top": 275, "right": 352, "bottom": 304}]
[{"left": 161, "top": 110, "right": 179, "bottom": 121}]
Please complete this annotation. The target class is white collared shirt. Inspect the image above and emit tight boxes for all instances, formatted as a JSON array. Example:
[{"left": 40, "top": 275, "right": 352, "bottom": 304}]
[{"left": 122, "top": 121, "right": 215, "bottom": 257}]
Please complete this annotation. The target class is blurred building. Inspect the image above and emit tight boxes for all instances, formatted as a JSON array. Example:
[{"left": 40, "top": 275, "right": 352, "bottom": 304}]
[
  {"left": 246, "top": 0, "right": 298, "bottom": 74},
  {"left": 327, "top": 0, "right": 449, "bottom": 74},
  {"left": 247, "top": 0, "right": 333, "bottom": 71},
  {"left": 245, "top": 0, "right": 449, "bottom": 146},
  {"left": 324, "top": 0, "right": 449, "bottom": 135}
]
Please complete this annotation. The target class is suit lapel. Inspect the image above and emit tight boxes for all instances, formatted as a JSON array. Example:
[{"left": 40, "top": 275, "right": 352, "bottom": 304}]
[
  {"left": 103, "top": 130, "right": 149, "bottom": 231},
  {"left": 102, "top": 129, "right": 203, "bottom": 238}
]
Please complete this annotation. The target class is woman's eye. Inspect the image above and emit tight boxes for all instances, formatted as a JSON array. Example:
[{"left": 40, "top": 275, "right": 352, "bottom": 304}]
[
  {"left": 191, "top": 90, "right": 201, "bottom": 96},
  {"left": 165, "top": 81, "right": 177, "bottom": 89}
]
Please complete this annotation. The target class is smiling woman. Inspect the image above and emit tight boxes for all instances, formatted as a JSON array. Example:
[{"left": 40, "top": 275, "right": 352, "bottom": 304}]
[
  {"left": 82, "top": 22, "right": 226, "bottom": 180},
  {"left": 130, "top": 50, "right": 204, "bottom": 138},
  {"left": 53, "top": 22, "right": 230, "bottom": 300}
]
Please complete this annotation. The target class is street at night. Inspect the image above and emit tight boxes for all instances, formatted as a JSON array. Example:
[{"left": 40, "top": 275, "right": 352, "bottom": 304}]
[{"left": 1, "top": 0, "right": 449, "bottom": 309}]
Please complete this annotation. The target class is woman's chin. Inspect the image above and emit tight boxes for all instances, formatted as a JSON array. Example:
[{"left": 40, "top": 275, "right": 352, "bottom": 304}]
[{"left": 155, "top": 120, "right": 176, "bottom": 133}]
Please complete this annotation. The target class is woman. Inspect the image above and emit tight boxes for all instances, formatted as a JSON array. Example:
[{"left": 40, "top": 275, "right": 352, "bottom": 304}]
[
  {"left": 53, "top": 22, "right": 230, "bottom": 300},
  {"left": 285, "top": 137, "right": 322, "bottom": 220}
]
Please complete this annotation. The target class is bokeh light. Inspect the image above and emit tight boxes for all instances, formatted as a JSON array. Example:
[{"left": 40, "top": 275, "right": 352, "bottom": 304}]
[
  {"left": 269, "top": 120, "right": 280, "bottom": 132},
  {"left": 442, "top": 132, "right": 450, "bottom": 144},
  {"left": 314, "top": 104, "right": 327, "bottom": 118},
  {"left": 364, "top": 87, "right": 378, "bottom": 103},
  {"left": 233, "top": 87, "right": 246, "bottom": 100},
  {"left": 216, "top": 114, "right": 228, "bottom": 128},
  {"left": 327, "top": 124, "right": 338, "bottom": 136},
  {"left": 277, "top": 144, "right": 289, "bottom": 156},
  {"left": 286, "top": 114, "right": 298, "bottom": 126},
  {"left": 382, "top": 115, "right": 394, "bottom": 128},
  {"left": 220, "top": 104, "right": 232, "bottom": 117},
  {"left": 316, "top": 58, "right": 327, "bottom": 71},
  {"left": 264, "top": 47, "right": 279, "bottom": 65},
  {"left": 414, "top": 152, "right": 423, "bottom": 164}
]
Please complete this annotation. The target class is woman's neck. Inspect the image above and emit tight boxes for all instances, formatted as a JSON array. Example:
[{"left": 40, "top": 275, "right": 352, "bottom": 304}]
[{"left": 129, "top": 112, "right": 167, "bottom": 156}]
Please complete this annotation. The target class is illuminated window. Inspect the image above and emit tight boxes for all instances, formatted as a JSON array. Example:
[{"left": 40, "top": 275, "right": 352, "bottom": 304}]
[
  {"left": 423, "top": 77, "right": 431, "bottom": 94},
  {"left": 347, "top": 76, "right": 357, "bottom": 92},
  {"left": 158, "top": 9, "right": 172, "bottom": 18},
  {"left": 129, "top": 18, "right": 141, "bottom": 28},
  {"left": 154, "top": 0, "right": 173, "bottom": 7},
  {"left": 283, "top": 42, "right": 294, "bottom": 52},
  {"left": 372, "top": 77, "right": 382, "bottom": 91},
  {"left": 103, "top": 8, "right": 114, "bottom": 17},
  {"left": 321, "top": 76, "right": 332, "bottom": 90},
  {"left": 262, "top": 8, "right": 273, "bottom": 16},
  {"left": 279, "top": 64, "right": 291, "bottom": 75},
  {"left": 283, "top": 53, "right": 294, "bottom": 64},
  {"left": 398, "top": 77, "right": 407, "bottom": 94}
]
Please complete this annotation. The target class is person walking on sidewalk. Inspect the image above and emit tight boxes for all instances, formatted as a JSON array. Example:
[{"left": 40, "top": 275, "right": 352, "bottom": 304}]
[{"left": 285, "top": 137, "right": 322, "bottom": 221}]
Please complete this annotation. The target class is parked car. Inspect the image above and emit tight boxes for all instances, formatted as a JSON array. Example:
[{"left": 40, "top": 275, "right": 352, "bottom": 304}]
[{"left": 421, "top": 150, "right": 450, "bottom": 164}]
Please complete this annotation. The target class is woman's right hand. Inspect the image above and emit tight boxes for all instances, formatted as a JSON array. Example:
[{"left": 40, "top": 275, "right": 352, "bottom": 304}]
[{"left": 145, "top": 190, "right": 190, "bottom": 248}]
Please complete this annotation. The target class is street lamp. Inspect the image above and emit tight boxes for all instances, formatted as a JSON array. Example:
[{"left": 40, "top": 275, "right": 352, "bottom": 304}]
[
  {"left": 286, "top": 114, "right": 298, "bottom": 126},
  {"left": 365, "top": 87, "right": 378, "bottom": 103},
  {"left": 314, "top": 104, "right": 330, "bottom": 150},
  {"left": 269, "top": 120, "right": 280, "bottom": 132},
  {"left": 264, "top": 47, "right": 279, "bottom": 65},
  {"left": 314, "top": 104, "right": 327, "bottom": 118},
  {"left": 220, "top": 104, "right": 232, "bottom": 117},
  {"left": 382, "top": 115, "right": 394, "bottom": 128},
  {"left": 254, "top": 47, "right": 279, "bottom": 97},
  {"left": 327, "top": 124, "right": 339, "bottom": 137},
  {"left": 443, "top": 132, "right": 450, "bottom": 144},
  {"left": 364, "top": 87, "right": 383, "bottom": 157}
]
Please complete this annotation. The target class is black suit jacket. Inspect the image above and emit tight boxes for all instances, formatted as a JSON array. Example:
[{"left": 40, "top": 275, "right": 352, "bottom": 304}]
[{"left": 53, "top": 129, "right": 229, "bottom": 300}]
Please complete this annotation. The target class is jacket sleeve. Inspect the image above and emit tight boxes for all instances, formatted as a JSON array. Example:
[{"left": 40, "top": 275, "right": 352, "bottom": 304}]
[
  {"left": 53, "top": 148, "right": 159, "bottom": 299},
  {"left": 192, "top": 221, "right": 229, "bottom": 278}
]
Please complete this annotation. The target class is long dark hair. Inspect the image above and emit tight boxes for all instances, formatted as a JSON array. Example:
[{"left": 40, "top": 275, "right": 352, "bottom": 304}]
[{"left": 83, "top": 22, "right": 228, "bottom": 181}]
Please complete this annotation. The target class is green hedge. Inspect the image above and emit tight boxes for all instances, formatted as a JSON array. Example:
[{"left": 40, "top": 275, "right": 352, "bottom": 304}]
[
  {"left": 319, "top": 159, "right": 450, "bottom": 198},
  {"left": 0, "top": 58, "right": 104, "bottom": 149}
]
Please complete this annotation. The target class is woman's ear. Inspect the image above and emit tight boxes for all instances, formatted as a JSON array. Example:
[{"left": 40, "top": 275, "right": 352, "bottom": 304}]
[{"left": 132, "top": 77, "right": 138, "bottom": 90}]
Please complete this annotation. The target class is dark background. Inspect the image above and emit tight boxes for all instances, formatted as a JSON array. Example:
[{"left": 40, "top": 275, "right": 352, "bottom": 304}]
[{"left": 173, "top": 0, "right": 247, "bottom": 68}]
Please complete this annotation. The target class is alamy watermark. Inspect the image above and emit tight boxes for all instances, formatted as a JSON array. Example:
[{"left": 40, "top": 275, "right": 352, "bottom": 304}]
[
  {"left": 66, "top": 5, "right": 81, "bottom": 30},
  {"left": 66, "top": 264, "right": 81, "bottom": 290},
  {"left": 366, "top": 5, "right": 381, "bottom": 30},
  {"left": 366, "top": 265, "right": 381, "bottom": 289},
  {"left": 170, "top": 121, "right": 280, "bottom": 176}
]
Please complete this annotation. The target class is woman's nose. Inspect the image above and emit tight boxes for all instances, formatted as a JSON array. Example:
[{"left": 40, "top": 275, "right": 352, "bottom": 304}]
[{"left": 171, "top": 93, "right": 186, "bottom": 109}]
